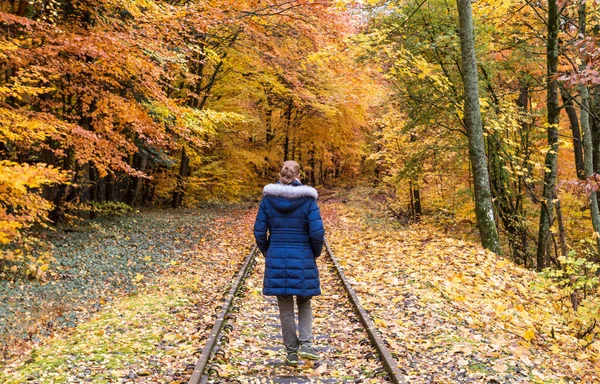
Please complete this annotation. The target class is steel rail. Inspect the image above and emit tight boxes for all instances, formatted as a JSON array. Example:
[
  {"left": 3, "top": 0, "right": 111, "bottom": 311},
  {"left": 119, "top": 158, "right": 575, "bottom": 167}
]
[
  {"left": 189, "top": 240, "right": 406, "bottom": 383},
  {"left": 188, "top": 245, "right": 258, "bottom": 384},
  {"left": 324, "top": 239, "right": 407, "bottom": 384}
]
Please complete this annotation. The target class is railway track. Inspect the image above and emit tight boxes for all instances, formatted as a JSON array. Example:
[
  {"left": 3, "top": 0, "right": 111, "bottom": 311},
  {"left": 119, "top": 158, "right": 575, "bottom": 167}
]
[{"left": 187, "top": 240, "right": 406, "bottom": 384}]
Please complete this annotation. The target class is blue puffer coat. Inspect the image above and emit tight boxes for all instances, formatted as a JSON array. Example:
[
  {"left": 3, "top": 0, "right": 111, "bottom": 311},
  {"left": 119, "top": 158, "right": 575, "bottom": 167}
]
[{"left": 253, "top": 180, "right": 325, "bottom": 297}]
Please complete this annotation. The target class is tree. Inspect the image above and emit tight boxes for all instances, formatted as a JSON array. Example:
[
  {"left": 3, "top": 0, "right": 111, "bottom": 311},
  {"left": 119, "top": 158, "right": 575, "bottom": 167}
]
[
  {"left": 456, "top": 0, "right": 501, "bottom": 254},
  {"left": 577, "top": 2, "right": 600, "bottom": 253},
  {"left": 536, "top": 0, "right": 561, "bottom": 271}
]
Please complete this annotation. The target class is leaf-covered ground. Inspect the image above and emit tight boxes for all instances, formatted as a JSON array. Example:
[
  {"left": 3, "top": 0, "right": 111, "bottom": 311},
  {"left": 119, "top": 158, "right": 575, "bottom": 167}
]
[
  {"left": 0, "top": 208, "right": 226, "bottom": 359},
  {"left": 322, "top": 201, "right": 600, "bottom": 383},
  {"left": 3, "top": 198, "right": 599, "bottom": 383},
  {"left": 0, "top": 207, "right": 256, "bottom": 383},
  {"left": 207, "top": 252, "right": 387, "bottom": 382}
]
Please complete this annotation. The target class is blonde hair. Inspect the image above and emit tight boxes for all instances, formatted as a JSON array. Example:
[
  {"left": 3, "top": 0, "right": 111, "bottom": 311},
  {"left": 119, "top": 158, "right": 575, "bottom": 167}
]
[{"left": 279, "top": 160, "right": 300, "bottom": 184}]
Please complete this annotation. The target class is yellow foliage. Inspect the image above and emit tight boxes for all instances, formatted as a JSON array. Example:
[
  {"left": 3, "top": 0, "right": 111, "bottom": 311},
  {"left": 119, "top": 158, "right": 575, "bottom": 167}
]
[
  {"left": 324, "top": 201, "right": 600, "bottom": 381},
  {"left": 0, "top": 161, "right": 69, "bottom": 276}
]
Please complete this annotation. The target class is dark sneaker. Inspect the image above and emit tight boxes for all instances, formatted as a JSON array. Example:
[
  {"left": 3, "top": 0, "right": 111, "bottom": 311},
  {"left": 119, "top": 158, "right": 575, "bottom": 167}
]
[
  {"left": 298, "top": 344, "right": 320, "bottom": 360},
  {"left": 285, "top": 351, "right": 299, "bottom": 366}
]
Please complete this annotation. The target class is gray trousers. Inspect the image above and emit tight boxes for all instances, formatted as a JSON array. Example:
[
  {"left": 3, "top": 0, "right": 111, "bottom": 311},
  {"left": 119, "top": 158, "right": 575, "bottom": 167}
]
[{"left": 276, "top": 295, "right": 313, "bottom": 352}]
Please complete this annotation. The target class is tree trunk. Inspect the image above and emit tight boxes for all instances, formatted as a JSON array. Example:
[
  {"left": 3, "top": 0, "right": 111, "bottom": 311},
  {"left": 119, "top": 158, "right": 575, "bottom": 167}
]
[
  {"left": 89, "top": 162, "right": 98, "bottom": 219},
  {"left": 560, "top": 88, "right": 585, "bottom": 180},
  {"left": 191, "top": 50, "right": 206, "bottom": 109},
  {"left": 127, "top": 152, "right": 148, "bottom": 206},
  {"left": 266, "top": 108, "right": 275, "bottom": 144},
  {"left": 283, "top": 101, "right": 292, "bottom": 161},
  {"left": 536, "top": 0, "right": 561, "bottom": 271},
  {"left": 172, "top": 147, "right": 189, "bottom": 208},
  {"left": 17, "top": 0, "right": 28, "bottom": 16},
  {"left": 50, "top": 149, "right": 74, "bottom": 223},
  {"left": 105, "top": 173, "right": 115, "bottom": 202},
  {"left": 142, "top": 175, "right": 152, "bottom": 206},
  {"left": 283, "top": 134, "right": 289, "bottom": 161},
  {"left": 413, "top": 184, "right": 422, "bottom": 221},
  {"left": 591, "top": 97, "right": 600, "bottom": 210},
  {"left": 456, "top": 0, "right": 502, "bottom": 254},
  {"left": 555, "top": 199, "right": 568, "bottom": 257},
  {"left": 489, "top": 129, "right": 528, "bottom": 263},
  {"left": 409, "top": 182, "right": 415, "bottom": 217},
  {"left": 592, "top": 103, "right": 600, "bottom": 173},
  {"left": 310, "top": 147, "right": 316, "bottom": 186},
  {"left": 125, "top": 154, "right": 139, "bottom": 206},
  {"left": 517, "top": 86, "right": 532, "bottom": 266},
  {"left": 579, "top": 2, "right": 600, "bottom": 255},
  {"left": 42, "top": 146, "right": 58, "bottom": 201}
]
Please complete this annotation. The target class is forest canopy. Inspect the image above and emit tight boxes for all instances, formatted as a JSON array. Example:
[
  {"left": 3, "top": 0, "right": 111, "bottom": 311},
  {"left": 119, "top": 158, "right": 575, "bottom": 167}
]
[
  {"left": 0, "top": 0, "right": 384, "bottom": 276},
  {"left": 1, "top": 0, "right": 600, "bottom": 319}
]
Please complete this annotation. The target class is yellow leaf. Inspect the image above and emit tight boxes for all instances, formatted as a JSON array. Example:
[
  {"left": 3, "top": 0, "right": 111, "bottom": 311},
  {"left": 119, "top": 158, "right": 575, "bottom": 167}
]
[
  {"left": 135, "top": 273, "right": 144, "bottom": 282},
  {"left": 374, "top": 318, "right": 387, "bottom": 327},
  {"left": 523, "top": 329, "right": 535, "bottom": 342},
  {"left": 131, "top": 342, "right": 143, "bottom": 350},
  {"left": 577, "top": 352, "right": 591, "bottom": 360},
  {"left": 549, "top": 344, "right": 561, "bottom": 354},
  {"left": 515, "top": 304, "right": 525, "bottom": 312},
  {"left": 163, "top": 333, "right": 178, "bottom": 342}
]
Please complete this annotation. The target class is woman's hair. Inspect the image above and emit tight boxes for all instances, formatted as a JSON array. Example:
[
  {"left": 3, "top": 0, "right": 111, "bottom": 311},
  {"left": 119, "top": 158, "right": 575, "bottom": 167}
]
[{"left": 279, "top": 160, "right": 300, "bottom": 185}]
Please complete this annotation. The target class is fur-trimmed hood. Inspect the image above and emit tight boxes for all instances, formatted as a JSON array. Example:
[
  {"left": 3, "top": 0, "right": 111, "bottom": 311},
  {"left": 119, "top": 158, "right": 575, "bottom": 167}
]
[
  {"left": 262, "top": 183, "right": 318, "bottom": 213},
  {"left": 263, "top": 183, "right": 318, "bottom": 200}
]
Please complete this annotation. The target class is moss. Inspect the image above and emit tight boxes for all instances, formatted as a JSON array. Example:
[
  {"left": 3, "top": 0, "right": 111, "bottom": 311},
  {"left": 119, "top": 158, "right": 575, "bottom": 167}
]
[{"left": 468, "top": 362, "right": 491, "bottom": 373}]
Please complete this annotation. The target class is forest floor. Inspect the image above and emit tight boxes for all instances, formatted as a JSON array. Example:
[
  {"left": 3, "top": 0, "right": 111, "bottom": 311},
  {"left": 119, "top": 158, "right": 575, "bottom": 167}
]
[
  {"left": 322, "top": 198, "right": 599, "bottom": 383},
  {"left": 0, "top": 194, "right": 599, "bottom": 383},
  {"left": 0, "top": 205, "right": 256, "bottom": 383}
]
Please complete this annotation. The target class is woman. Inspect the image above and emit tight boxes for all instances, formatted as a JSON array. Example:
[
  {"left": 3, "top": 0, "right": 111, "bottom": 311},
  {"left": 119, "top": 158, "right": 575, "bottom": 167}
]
[{"left": 253, "top": 160, "right": 325, "bottom": 366}]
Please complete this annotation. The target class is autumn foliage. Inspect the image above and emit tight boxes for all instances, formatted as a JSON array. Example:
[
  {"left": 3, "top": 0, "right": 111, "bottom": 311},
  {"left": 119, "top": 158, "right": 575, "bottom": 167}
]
[
  {"left": 0, "top": 0, "right": 378, "bottom": 275},
  {"left": 2, "top": 0, "right": 600, "bottom": 379}
]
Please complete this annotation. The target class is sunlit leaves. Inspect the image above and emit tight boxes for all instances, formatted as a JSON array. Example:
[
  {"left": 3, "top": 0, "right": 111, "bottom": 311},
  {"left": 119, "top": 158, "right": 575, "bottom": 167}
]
[
  {"left": 0, "top": 161, "right": 68, "bottom": 241},
  {"left": 0, "top": 161, "right": 69, "bottom": 277},
  {"left": 324, "top": 200, "right": 600, "bottom": 382}
]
